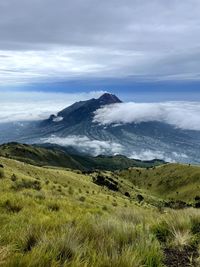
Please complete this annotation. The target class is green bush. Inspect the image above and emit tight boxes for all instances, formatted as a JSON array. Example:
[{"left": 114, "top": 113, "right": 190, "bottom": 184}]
[
  {"left": 191, "top": 218, "right": 200, "bottom": 236},
  {"left": 12, "top": 179, "right": 41, "bottom": 191},
  {"left": 79, "top": 196, "right": 86, "bottom": 202},
  {"left": 152, "top": 222, "right": 170, "bottom": 243},
  {"left": 47, "top": 202, "right": 60, "bottom": 212},
  {"left": 11, "top": 174, "right": 17, "bottom": 181},
  {"left": 0, "top": 169, "right": 5, "bottom": 179},
  {"left": 2, "top": 199, "right": 22, "bottom": 213}
]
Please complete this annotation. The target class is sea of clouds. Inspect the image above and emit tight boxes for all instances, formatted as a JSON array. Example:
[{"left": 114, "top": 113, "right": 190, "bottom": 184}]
[
  {"left": 94, "top": 101, "right": 200, "bottom": 131},
  {"left": 40, "top": 135, "right": 123, "bottom": 156}
]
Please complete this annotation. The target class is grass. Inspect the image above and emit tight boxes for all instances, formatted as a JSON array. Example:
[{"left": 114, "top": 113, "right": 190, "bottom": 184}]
[
  {"left": 120, "top": 163, "right": 200, "bottom": 202},
  {"left": 0, "top": 156, "right": 199, "bottom": 266}
]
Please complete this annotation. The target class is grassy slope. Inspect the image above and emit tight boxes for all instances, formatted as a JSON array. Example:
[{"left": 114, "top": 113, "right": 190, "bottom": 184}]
[
  {"left": 0, "top": 157, "right": 199, "bottom": 266},
  {"left": 0, "top": 143, "right": 164, "bottom": 171},
  {"left": 120, "top": 163, "right": 200, "bottom": 202},
  {"left": 0, "top": 143, "right": 84, "bottom": 170}
]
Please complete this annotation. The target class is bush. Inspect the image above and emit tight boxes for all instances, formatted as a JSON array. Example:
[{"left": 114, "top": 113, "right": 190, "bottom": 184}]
[
  {"left": 125, "top": 192, "right": 131, "bottom": 198},
  {"left": 2, "top": 200, "right": 22, "bottom": 213},
  {"left": 48, "top": 202, "right": 60, "bottom": 212},
  {"left": 12, "top": 179, "right": 41, "bottom": 191},
  {"left": 0, "top": 169, "right": 5, "bottom": 179},
  {"left": 112, "top": 202, "right": 118, "bottom": 207},
  {"left": 11, "top": 174, "right": 17, "bottom": 182},
  {"left": 194, "top": 196, "right": 200, "bottom": 201},
  {"left": 152, "top": 222, "right": 170, "bottom": 243},
  {"left": 137, "top": 194, "right": 144, "bottom": 203},
  {"left": 19, "top": 226, "right": 40, "bottom": 253},
  {"left": 191, "top": 218, "right": 200, "bottom": 235},
  {"left": 68, "top": 186, "right": 74, "bottom": 195},
  {"left": 79, "top": 196, "right": 85, "bottom": 202}
]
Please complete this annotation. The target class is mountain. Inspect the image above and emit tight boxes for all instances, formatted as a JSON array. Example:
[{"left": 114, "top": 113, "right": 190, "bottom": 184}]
[
  {"left": 40, "top": 93, "right": 121, "bottom": 127},
  {"left": 0, "top": 142, "right": 165, "bottom": 171},
  {"left": 0, "top": 93, "right": 200, "bottom": 163}
]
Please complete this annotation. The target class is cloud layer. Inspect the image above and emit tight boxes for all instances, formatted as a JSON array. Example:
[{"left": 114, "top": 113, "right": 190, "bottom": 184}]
[
  {"left": 130, "top": 150, "right": 188, "bottom": 162},
  {"left": 94, "top": 101, "right": 200, "bottom": 131},
  {"left": 40, "top": 135, "right": 123, "bottom": 156},
  {"left": 1, "top": 1, "right": 200, "bottom": 84}
]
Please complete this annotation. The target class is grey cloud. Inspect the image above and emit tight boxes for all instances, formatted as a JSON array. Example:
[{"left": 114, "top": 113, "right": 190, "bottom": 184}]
[{"left": 1, "top": 0, "right": 200, "bottom": 82}]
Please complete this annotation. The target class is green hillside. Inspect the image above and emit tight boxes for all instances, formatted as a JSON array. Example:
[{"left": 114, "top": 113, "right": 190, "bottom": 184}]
[
  {"left": 0, "top": 143, "right": 83, "bottom": 170},
  {"left": 0, "top": 143, "right": 165, "bottom": 171},
  {"left": 0, "top": 156, "right": 199, "bottom": 266},
  {"left": 120, "top": 163, "right": 200, "bottom": 202}
]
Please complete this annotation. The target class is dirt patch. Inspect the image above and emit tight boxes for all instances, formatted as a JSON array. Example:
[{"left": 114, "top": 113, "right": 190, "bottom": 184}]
[{"left": 163, "top": 246, "right": 198, "bottom": 267}]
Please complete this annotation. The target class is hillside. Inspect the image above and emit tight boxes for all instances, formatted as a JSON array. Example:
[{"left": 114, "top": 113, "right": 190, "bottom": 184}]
[
  {"left": 0, "top": 156, "right": 199, "bottom": 266},
  {"left": 120, "top": 163, "right": 200, "bottom": 202},
  {"left": 0, "top": 143, "right": 165, "bottom": 171}
]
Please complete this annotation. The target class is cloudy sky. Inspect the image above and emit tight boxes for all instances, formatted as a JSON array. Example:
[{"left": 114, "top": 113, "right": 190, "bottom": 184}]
[{"left": 1, "top": 0, "right": 200, "bottom": 121}]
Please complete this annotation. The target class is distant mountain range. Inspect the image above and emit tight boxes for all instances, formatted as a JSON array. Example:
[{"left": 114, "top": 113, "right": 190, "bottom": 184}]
[{"left": 0, "top": 93, "right": 200, "bottom": 163}]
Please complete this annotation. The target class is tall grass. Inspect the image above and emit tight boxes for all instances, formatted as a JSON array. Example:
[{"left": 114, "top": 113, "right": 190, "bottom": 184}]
[{"left": 0, "top": 156, "right": 199, "bottom": 266}]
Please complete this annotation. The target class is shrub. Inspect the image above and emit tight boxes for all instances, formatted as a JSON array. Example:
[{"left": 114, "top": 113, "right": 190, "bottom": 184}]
[
  {"left": 68, "top": 186, "right": 74, "bottom": 195},
  {"left": 11, "top": 174, "right": 17, "bottom": 181},
  {"left": 194, "top": 196, "right": 200, "bottom": 201},
  {"left": 12, "top": 179, "right": 41, "bottom": 191},
  {"left": 112, "top": 202, "right": 118, "bottom": 207},
  {"left": 125, "top": 192, "right": 131, "bottom": 198},
  {"left": 2, "top": 200, "right": 22, "bottom": 213},
  {"left": 191, "top": 218, "right": 200, "bottom": 236},
  {"left": 102, "top": 205, "right": 108, "bottom": 211},
  {"left": 19, "top": 226, "right": 40, "bottom": 253},
  {"left": 152, "top": 222, "right": 170, "bottom": 243},
  {"left": 48, "top": 202, "right": 60, "bottom": 212},
  {"left": 194, "top": 202, "right": 200, "bottom": 208},
  {"left": 0, "top": 169, "right": 5, "bottom": 179},
  {"left": 137, "top": 194, "right": 144, "bottom": 203},
  {"left": 79, "top": 196, "right": 85, "bottom": 202}
]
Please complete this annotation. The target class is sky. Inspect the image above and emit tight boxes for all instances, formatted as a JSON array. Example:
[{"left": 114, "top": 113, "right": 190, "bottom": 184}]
[{"left": 1, "top": 0, "right": 200, "bottom": 122}]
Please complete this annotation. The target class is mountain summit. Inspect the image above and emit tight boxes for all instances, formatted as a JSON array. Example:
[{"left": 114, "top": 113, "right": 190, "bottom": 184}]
[
  {"left": 42, "top": 93, "right": 122, "bottom": 126},
  {"left": 98, "top": 93, "right": 122, "bottom": 104}
]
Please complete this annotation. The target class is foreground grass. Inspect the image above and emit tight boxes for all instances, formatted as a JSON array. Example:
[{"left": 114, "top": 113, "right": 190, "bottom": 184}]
[{"left": 0, "top": 157, "right": 199, "bottom": 266}]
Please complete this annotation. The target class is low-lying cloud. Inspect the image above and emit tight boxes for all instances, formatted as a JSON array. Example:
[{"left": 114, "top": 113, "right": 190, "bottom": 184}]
[
  {"left": 40, "top": 135, "right": 123, "bottom": 156},
  {"left": 94, "top": 101, "right": 200, "bottom": 131},
  {"left": 130, "top": 150, "right": 188, "bottom": 162}
]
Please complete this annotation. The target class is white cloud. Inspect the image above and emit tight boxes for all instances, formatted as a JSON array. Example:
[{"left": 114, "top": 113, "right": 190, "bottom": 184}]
[
  {"left": 130, "top": 149, "right": 188, "bottom": 162},
  {"left": 0, "top": 90, "right": 105, "bottom": 123},
  {"left": 93, "top": 101, "right": 200, "bottom": 131},
  {"left": 0, "top": 48, "right": 114, "bottom": 85},
  {"left": 130, "top": 150, "right": 173, "bottom": 162},
  {"left": 40, "top": 135, "right": 123, "bottom": 156}
]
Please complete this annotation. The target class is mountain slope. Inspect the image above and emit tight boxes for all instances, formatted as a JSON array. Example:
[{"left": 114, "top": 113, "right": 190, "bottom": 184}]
[
  {"left": 0, "top": 142, "right": 165, "bottom": 171},
  {"left": 120, "top": 163, "right": 200, "bottom": 202}
]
